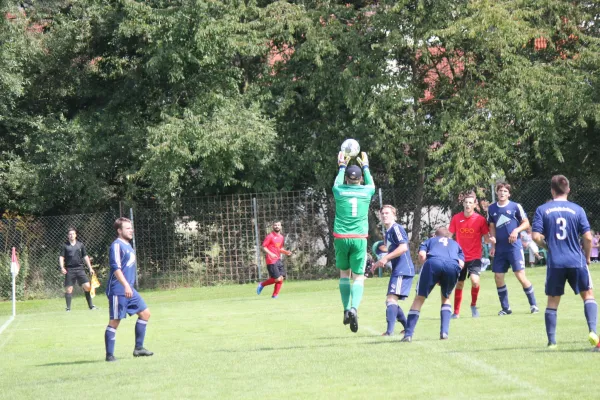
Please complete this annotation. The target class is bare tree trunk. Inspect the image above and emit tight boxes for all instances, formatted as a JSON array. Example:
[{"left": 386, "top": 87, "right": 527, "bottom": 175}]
[{"left": 410, "top": 149, "right": 426, "bottom": 255}]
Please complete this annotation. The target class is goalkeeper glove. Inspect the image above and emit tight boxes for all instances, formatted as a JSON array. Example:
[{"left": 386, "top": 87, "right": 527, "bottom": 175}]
[
  {"left": 338, "top": 151, "right": 350, "bottom": 168},
  {"left": 356, "top": 152, "right": 369, "bottom": 168}
]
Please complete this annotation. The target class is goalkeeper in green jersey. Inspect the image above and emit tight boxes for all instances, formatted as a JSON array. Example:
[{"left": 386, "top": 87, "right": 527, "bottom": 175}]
[{"left": 333, "top": 150, "right": 375, "bottom": 333}]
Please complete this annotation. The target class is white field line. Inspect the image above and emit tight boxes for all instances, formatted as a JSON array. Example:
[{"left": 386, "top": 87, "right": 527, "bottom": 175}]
[
  {"left": 0, "top": 317, "right": 16, "bottom": 350},
  {"left": 0, "top": 316, "right": 14, "bottom": 336},
  {"left": 362, "top": 324, "right": 545, "bottom": 396}
]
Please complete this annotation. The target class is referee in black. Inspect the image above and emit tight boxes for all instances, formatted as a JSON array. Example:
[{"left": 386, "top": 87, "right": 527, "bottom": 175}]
[{"left": 59, "top": 227, "right": 97, "bottom": 311}]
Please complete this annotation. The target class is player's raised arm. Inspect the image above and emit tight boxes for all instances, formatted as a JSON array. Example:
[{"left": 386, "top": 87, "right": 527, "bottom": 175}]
[
  {"left": 356, "top": 152, "right": 374, "bottom": 187},
  {"left": 334, "top": 152, "right": 349, "bottom": 187}
]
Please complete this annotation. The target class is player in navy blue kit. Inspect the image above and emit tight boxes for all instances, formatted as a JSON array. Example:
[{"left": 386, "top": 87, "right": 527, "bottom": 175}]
[
  {"left": 104, "top": 217, "right": 153, "bottom": 362},
  {"left": 531, "top": 175, "right": 598, "bottom": 350},
  {"left": 487, "top": 182, "right": 538, "bottom": 315},
  {"left": 400, "top": 227, "right": 464, "bottom": 342},
  {"left": 373, "top": 205, "right": 414, "bottom": 336}
]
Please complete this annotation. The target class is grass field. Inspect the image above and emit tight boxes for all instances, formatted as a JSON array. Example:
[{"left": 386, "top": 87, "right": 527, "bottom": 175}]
[{"left": 1, "top": 267, "right": 599, "bottom": 400}]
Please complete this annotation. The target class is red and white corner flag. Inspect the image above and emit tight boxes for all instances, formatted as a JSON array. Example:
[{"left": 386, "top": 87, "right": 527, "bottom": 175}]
[{"left": 10, "top": 247, "right": 20, "bottom": 276}]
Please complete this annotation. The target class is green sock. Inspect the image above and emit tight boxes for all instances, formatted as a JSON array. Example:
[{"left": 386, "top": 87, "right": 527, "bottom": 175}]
[
  {"left": 339, "top": 278, "right": 351, "bottom": 310},
  {"left": 351, "top": 280, "right": 364, "bottom": 310}
]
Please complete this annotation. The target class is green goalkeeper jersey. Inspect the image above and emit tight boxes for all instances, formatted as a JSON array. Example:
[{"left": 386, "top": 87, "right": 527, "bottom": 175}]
[{"left": 332, "top": 167, "right": 375, "bottom": 238}]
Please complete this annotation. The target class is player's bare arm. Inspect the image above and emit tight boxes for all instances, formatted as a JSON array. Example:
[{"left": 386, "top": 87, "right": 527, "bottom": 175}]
[
  {"left": 509, "top": 218, "right": 530, "bottom": 244},
  {"left": 488, "top": 223, "right": 497, "bottom": 255},
  {"left": 281, "top": 248, "right": 292, "bottom": 256},
  {"left": 261, "top": 246, "right": 277, "bottom": 259},
  {"left": 59, "top": 256, "right": 67, "bottom": 274},
  {"left": 374, "top": 243, "right": 407, "bottom": 269},
  {"left": 582, "top": 231, "right": 593, "bottom": 264},
  {"left": 418, "top": 250, "right": 427, "bottom": 264},
  {"left": 531, "top": 232, "right": 547, "bottom": 250},
  {"left": 114, "top": 269, "right": 133, "bottom": 298},
  {"left": 84, "top": 255, "right": 94, "bottom": 274}
]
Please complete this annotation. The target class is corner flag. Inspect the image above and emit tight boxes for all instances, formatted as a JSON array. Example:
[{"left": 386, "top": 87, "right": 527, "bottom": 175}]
[{"left": 10, "top": 247, "right": 20, "bottom": 276}]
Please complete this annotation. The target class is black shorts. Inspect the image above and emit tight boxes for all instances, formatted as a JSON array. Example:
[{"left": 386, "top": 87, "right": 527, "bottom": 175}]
[
  {"left": 267, "top": 261, "right": 286, "bottom": 279},
  {"left": 64, "top": 268, "right": 89, "bottom": 287},
  {"left": 458, "top": 259, "right": 482, "bottom": 281}
]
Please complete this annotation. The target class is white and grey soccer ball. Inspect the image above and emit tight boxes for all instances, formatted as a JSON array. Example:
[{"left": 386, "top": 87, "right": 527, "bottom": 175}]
[{"left": 340, "top": 139, "right": 360, "bottom": 158}]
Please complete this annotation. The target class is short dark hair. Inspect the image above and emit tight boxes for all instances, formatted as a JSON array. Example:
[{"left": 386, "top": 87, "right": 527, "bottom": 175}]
[
  {"left": 67, "top": 227, "right": 77, "bottom": 234},
  {"left": 435, "top": 227, "right": 449, "bottom": 237},
  {"left": 114, "top": 217, "right": 131, "bottom": 233},
  {"left": 495, "top": 182, "right": 511, "bottom": 193},
  {"left": 463, "top": 191, "right": 477, "bottom": 202},
  {"left": 551, "top": 175, "right": 570, "bottom": 195}
]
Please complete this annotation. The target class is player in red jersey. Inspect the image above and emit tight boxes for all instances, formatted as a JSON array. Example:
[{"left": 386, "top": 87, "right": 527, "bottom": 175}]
[
  {"left": 256, "top": 221, "right": 292, "bottom": 298},
  {"left": 449, "top": 192, "right": 490, "bottom": 318}
]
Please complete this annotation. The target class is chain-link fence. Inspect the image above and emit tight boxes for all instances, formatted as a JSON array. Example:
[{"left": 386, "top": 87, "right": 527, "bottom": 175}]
[{"left": 1, "top": 179, "right": 599, "bottom": 302}]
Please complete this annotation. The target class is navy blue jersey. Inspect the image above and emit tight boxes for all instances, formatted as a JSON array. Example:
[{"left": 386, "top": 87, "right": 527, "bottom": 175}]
[
  {"left": 532, "top": 200, "right": 590, "bottom": 269},
  {"left": 487, "top": 201, "right": 527, "bottom": 252},
  {"left": 386, "top": 223, "right": 415, "bottom": 276},
  {"left": 106, "top": 238, "right": 137, "bottom": 296},
  {"left": 419, "top": 236, "right": 465, "bottom": 264}
]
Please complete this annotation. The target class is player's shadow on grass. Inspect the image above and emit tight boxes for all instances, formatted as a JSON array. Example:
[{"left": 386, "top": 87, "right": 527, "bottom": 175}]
[{"left": 36, "top": 360, "right": 104, "bottom": 367}]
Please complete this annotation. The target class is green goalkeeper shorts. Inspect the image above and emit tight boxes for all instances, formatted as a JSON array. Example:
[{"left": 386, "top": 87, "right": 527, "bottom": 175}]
[{"left": 334, "top": 237, "right": 367, "bottom": 275}]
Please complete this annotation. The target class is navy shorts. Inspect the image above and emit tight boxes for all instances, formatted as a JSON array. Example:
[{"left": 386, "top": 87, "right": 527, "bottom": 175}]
[
  {"left": 458, "top": 259, "right": 482, "bottom": 281},
  {"left": 107, "top": 292, "right": 148, "bottom": 320},
  {"left": 545, "top": 267, "right": 593, "bottom": 297},
  {"left": 267, "top": 261, "right": 286, "bottom": 279},
  {"left": 417, "top": 258, "right": 461, "bottom": 299},
  {"left": 492, "top": 248, "right": 525, "bottom": 273},
  {"left": 387, "top": 275, "right": 413, "bottom": 299},
  {"left": 64, "top": 268, "right": 89, "bottom": 287}
]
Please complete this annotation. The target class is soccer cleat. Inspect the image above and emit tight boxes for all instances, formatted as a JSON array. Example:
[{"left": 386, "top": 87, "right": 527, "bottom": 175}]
[
  {"left": 381, "top": 332, "right": 391, "bottom": 336},
  {"left": 451, "top": 313, "right": 459, "bottom": 319},
  {"left": 547, "top": 342, "right": 558, "bottom": 350},
  {"left": 256, "top": 283, "right": 264, "bottom": 295},
  {"left": 65, "top": 308, "right": 70, "bottom": 312},
  {"left": 271, "top": 295, "right": 278, "bottom": 299},
  {"left": 343, "top": 310, "right": 350, "bottom": 325},
  {"left": 471, "top": 306, "right": 480, "bottom": 318},
  {"left": 90, "top": 305, "right": 99, "bottom": 310},
  {"left": 498, "top": 309, "right": 512, "bottom": 316},
  {"left": 530, "top": 305, "right": 540, "bottom": 314},
  {"left": 105, "top": 355, "right": 117, "bottom": 362},
  {"left": 588, "top": 332, "right": 599, "bottom": 347},
  {"left": 133, "top": 347, "right": 154, "bottom": 357},
  {"left": 400, "top": 336, "right": 412, "bottom": 343},
  {"left": 348, "top": 308, "right": 359, "bottom": 333},
  {"left": 440, "top": 333, "right": 449, "bottom": 340}
]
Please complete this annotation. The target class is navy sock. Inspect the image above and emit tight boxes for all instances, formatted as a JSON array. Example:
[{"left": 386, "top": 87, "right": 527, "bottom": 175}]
[
  {"left": 497, "top": 285, "right": 510, "bottom": 310},
  {"left": 584, "top": 299, "right": 597, "bottom": 334},
  {"left": 135, "top": 319, "right": 148, "bottom": 348},
  {"left": 65, "top": 293, "right": 72, "bottom": 309},
  {"left": 523, "top": 285, "right": 537, "bottom": 306},
  {"left": 105, "top": 326, "right": 116, "bottom": 356},
  {"left": 405, "top": 310, "right": 420, "bottom": 337},
  {"left": 440, "top": 304, "right": 452, "bottom": 336},
  {"left": 545, "top": 308, "right": 557, "bottom": 344},
  {"left": 385, "top": 303, "right": 399, "bottom": 335},
  {"left": 396, "top": 305, "right": 407, "bottom": 328}
]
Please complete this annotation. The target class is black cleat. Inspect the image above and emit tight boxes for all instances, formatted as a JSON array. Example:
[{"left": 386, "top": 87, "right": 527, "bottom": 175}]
[
  {"left": 105, "top": 355, "right": 117, "bottom": 362},
  {"left": 400, "top": 336, "right": 412, "bottom": 343},
  {"left": 348, "top": 308, "right": 359, "bottom": 333},
  {"left": 133, "top": 347, "right": 154, "bottom": 357},
  {"left": 498, "top": 309, "right": 512, "bottom": 316},
  {"left": 90, "top": 305, "right": 99, "bottom": 310},
  {"left": 65, "top": 308, "right": 70, "bottom": 312},
  {"left": 343, "top": 310, "right": 350, "bottom": 325}
]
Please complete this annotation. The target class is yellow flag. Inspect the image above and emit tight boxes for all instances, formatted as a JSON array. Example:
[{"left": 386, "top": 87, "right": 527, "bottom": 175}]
[{"left": 90, "top": 273, "right": 101, "bottom": 298}]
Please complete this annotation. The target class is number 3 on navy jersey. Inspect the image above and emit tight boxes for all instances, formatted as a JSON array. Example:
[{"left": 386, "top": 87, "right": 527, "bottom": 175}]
[
  {"left": 349, "top": 198, "right": 358, "bottom": 217},
  {"left": 556, "top": 217, "right": 567, "bottom": 240}
]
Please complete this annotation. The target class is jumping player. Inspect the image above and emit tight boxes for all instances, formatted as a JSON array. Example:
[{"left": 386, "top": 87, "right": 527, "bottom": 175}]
[
  {"left": 488, "top": 182, "right": 538, "bottom": 315},
  {"left": 449, "top": 192, "right": 490, "bottom": 318},
  {"left": 373, "top": 205, "right": 413, "bottom": 336},
  {"left": 256, "top": 221, "right": 292, "bottom": 298},
  {"left": 401, "top": 227, "right": 464, "bottom": 342},
  {"left": 333, "top": 150, "right": 375, "bottom": 333},
  {"left": 531, "top": 175, "right": 598, "bottom": 350},
  {"left": 104, "top": 217, "right": 153, "bottom": 362}
]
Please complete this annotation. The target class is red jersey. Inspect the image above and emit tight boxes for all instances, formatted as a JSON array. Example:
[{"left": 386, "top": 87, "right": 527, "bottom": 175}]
[
  {"left": 449, "top": 212, "right": 489, "bottom": 262},
  {"left": 262, "top": 232, "right": 285, "bottom": 265}
]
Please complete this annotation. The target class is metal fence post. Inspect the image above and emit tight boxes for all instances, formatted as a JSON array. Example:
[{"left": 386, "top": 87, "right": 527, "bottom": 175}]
[
  {"left": 130, "top": 207, "right": 139, "bottom": 289},
  {"left": 252, "top": 197, "right": 262, "bottom": 280}
]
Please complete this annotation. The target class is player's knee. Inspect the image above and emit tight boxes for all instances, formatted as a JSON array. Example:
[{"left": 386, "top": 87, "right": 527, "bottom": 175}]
[
  {"left": 65, "top": 286, "right": 73, "bottom": 294},
  {"left": 82, "top": 283, "right": 91, "bottom": 291},
  {"left": 108, "top": 320, "right": 120, "bottom": 329},
  {"left": 140, "top": 309, "right": 151, "bottom": 320},
  {"left": 277, "top": 276, "right": 283, "bottom": 282},
  {"left": 456, "top": 281, "right": 465, "bottom": 290}
]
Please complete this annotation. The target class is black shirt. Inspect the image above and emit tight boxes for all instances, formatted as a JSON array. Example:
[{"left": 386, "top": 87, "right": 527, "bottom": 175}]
[{"left": 61, "top": 241, "right": 87, "bottom": 269}]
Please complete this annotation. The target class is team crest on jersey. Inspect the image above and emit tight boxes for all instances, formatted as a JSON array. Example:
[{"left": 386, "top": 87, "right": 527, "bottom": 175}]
[{"left": 507, "top": 210, "right": 512, "bottom": 214}]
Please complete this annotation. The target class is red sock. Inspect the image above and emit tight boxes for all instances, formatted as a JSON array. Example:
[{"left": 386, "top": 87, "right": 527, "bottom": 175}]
[
  {"left": 273, "top": 281, "right": 283, "bottom": 296},
  {"left": 471, "top": 286, "right": 480, "bottom": 306},
  {"left": 454, "top": 289, "right": 463, "bottom": 315},
  {"left": 261, "top": 277, "right": 276, "bottom": 287}
]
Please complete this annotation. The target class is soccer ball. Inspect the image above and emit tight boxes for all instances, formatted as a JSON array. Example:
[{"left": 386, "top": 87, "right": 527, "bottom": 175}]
[{"left": 340, "top": 139, "right": 360, "bottom": 158}]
